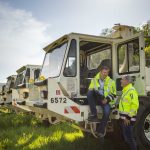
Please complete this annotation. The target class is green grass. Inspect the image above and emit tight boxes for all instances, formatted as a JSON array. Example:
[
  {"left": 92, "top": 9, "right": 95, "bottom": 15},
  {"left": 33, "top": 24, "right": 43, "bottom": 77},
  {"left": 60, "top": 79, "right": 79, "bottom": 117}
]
[{"left": 0, "top": 107, "right": 116, "bottom": 150}]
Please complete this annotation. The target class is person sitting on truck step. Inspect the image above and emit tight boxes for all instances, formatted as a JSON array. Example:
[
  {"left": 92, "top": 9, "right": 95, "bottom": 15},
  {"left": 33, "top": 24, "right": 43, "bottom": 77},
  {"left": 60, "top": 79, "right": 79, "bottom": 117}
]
[
  {"left": 87, "top": 65, "right": 116, "bottom": 138},
  {"left": 119, "top": 75, "right": 139, "bottom": 150}
]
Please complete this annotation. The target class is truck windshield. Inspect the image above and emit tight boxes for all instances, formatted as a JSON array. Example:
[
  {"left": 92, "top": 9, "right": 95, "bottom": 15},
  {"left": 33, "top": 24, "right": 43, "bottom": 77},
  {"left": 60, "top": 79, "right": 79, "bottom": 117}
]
[
  {"left": 5, "top": 79, "right": 11, "bottom": 90},
  {"left": 41, "top": 42, "right": 68, "bottom": 78},
  {"left": 15, "top": 70, "right": 26, "bottom": 87}
]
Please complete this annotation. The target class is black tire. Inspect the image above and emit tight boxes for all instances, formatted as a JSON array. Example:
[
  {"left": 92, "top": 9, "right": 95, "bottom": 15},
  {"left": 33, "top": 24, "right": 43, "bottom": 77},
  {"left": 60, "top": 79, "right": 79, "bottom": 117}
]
[
  {"left": 135, "top": 99, "right": 150, "bottom": 150},
  {"left": 140, "top": 108, "right": 150, "bottom": 146}
]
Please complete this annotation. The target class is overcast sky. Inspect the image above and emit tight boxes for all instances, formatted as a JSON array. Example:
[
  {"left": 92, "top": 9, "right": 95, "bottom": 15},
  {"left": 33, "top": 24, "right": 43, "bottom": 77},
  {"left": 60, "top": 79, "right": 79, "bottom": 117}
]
[{"left": 0, "top": 0, "right": 150, "bottom": 83}]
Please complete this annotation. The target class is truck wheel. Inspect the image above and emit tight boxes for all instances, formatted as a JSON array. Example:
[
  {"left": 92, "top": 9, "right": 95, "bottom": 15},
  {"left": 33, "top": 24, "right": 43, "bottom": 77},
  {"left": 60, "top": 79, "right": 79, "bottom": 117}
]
[
  {"left": 135, "top": 101, "right": 150, "bottom": 149},
  {"left": 139, "top": 107, "right": 150, "bottom": 146}
]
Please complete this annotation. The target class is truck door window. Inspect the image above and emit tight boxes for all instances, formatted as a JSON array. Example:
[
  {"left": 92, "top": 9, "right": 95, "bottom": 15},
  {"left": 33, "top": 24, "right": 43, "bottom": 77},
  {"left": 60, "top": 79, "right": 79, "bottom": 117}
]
[
  {"left": 24, "top": 68, "right": 30, "bottom": 83},
  {"left": 9, "top": 77, "right": 15, "bottom": 89},
  {"left": 118, "top": 39, "right": 140, "bottom": 74},
  {"left": 34, "top": 69, "right": 40, "bottom": 81},
  {"left": 63, "top": 39, "right": 77, "bottom": 77}
]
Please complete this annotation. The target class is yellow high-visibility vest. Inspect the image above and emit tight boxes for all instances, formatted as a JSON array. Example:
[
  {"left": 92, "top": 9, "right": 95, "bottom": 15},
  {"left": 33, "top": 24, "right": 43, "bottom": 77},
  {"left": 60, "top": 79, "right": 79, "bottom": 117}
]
[
  {"left": 119, "top": 83, "right": 139, "bottom": 121},
  {"left": 89, "top": 73, "right": 116, "bottom": 106}
]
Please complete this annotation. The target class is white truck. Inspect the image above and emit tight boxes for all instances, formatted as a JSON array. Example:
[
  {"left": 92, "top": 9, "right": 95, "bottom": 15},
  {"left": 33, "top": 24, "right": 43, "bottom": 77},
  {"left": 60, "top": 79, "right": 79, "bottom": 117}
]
[
  {"left": 0, "top": 83, "right": 5, "bottom": 105},
  {"left": 18, "top": 25, "right": 150, "bottom": 149},
  {"left": 0, "top": 76, "right": 16, "bottom": 105},
  {"left": 4, "top": 75, "right": 17, "bottom": 105},
  {"left": 12, "top": 65, "right": 41, "bottom": 112}
]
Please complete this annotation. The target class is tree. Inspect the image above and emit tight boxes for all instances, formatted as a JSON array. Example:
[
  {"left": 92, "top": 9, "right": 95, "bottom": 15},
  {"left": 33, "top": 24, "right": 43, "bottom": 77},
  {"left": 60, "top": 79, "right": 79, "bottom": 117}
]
[
  {"left": 139, "top": 21, "right": 150, "bottom": 66},
  {"left": 100, "top": 28, "right": 113, "bottom": 36}
]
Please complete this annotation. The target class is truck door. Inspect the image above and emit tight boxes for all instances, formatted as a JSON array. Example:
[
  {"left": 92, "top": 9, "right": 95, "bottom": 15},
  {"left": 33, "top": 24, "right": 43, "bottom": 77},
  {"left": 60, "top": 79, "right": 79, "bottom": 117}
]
[
  {"left": 114, "top": 33, "right": 146, "bottom": 96},
  {"left": 61, "top": 39, "right": 78, "bottom": 98}
]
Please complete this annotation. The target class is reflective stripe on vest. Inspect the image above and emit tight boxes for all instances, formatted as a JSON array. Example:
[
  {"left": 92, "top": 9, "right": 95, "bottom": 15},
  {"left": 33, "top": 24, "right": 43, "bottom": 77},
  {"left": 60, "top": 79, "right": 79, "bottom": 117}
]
[
  {"left": 93, "top": 78, "right": 98, "bottom": 91},
  {"left": 106, "top": 79, "right": 112, "bottom": 93}
]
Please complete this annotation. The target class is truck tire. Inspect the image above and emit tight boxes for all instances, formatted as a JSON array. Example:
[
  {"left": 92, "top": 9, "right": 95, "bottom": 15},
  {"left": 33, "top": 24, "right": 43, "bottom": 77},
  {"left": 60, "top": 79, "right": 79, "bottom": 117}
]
[{"left": 135, "top": 98, "right": 150, "bottom": 149}]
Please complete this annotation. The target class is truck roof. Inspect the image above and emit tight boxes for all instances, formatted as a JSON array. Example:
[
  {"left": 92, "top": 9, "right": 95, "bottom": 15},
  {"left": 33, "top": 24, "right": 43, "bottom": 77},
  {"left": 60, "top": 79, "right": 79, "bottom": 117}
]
[
  {"left": 43, "top": 32, "right": 117, "bottom": 53},
  {"left": 16, "top": 65, "right": 41, "bottom": 73},
  {"left": 7, "top": 75, "right": 17, "bottom": 80},
  {"left": 43, "top": 24, "right": 138, "bottom": 53}
]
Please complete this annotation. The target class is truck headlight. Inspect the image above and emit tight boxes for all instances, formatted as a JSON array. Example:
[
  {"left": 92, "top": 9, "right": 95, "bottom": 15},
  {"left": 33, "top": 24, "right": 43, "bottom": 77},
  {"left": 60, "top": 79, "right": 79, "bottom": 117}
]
[
  {"left": 23, "top": 92, "right": 29, "bottom": 99},
  {"left": 40, "top": 90, "right": 48, "bottom": 99}
]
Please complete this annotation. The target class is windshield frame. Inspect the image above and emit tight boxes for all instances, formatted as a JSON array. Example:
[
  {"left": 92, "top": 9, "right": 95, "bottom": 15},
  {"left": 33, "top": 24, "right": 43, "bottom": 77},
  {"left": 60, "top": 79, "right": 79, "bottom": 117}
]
[
  {"left": 15, "top": 70, "right": 26, "bottom": 87},
  {"left": 40, "top": 41, "right": 68, "bottom": 79},
  {"left": 5, "top": 78, "right": 12, "bottom": 90}
]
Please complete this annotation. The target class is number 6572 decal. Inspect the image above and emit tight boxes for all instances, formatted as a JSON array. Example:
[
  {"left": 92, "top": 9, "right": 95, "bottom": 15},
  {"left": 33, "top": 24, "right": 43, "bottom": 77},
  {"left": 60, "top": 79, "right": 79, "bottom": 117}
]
[{"left": 50, "top": 97, "right": 67, "bottom": 103}]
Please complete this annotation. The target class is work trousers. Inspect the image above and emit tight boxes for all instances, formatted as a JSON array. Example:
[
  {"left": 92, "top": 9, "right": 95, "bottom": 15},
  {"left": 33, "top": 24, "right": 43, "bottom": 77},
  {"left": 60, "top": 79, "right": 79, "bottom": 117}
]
[
  {"left": 87, "top": 90, "right": 111, "bottom": 135},
  {"left": 120, "top": 120, "right": 137, "bottom": 150}
]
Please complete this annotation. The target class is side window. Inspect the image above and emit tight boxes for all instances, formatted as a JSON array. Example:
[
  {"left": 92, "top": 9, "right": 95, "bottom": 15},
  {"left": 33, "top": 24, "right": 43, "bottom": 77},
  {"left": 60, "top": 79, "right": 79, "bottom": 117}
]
[
  {"left": 24, "top": 68, "right": 30, "bottom": 83},
  {"left": 118, "top": 39, "right": 140, "bottom": 74},
  {"left": 26, "top": 68, "right": 30, "bottom": 77},
  {"left": 34, "top": 69, "right": 40, "bottom": 81},
  {"left": 63, "top": 39, "right": 77, "bottom": 77},
  {"left": 10, "top": 77, "right": 15, "bottom": 89}
]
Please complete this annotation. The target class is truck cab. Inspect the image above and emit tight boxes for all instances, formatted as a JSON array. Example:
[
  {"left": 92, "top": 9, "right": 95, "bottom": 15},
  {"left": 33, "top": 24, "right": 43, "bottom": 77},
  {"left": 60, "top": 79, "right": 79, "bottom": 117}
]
[
  {"left": 12, "top": 65, "right": 41, "bottom": 108},
  {"left": 0, "top": 83, "right": 6, "bottom": 105},
  {"left": 4, "top": 75, "right": 17, "bottom": 105},
  {"left": 0, "top": 76, "right": 16, "bottom": 105}
]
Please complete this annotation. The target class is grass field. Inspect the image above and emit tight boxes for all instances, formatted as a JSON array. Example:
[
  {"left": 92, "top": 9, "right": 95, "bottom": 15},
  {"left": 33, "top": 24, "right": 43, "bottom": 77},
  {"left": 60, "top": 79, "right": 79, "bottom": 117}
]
[{"left": 0, "top": 107, "right": 124, "bottom": 150}]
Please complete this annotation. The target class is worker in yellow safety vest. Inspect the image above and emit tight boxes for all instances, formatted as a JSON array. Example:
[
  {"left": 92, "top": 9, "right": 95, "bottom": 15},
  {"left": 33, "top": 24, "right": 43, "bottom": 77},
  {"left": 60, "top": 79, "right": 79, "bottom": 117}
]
[
  {"left": 87, "top": 66, "right": 116, "bottom": 138},
  {"left": 119, "top": 75, "right": 139, "bottom": 150}
]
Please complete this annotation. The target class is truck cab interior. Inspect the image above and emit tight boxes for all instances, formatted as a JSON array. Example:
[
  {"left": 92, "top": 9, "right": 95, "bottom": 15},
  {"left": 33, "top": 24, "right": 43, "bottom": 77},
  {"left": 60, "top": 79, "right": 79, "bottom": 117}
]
[{"left": 79, "top": 40, "right": 112, "bottom": 96}]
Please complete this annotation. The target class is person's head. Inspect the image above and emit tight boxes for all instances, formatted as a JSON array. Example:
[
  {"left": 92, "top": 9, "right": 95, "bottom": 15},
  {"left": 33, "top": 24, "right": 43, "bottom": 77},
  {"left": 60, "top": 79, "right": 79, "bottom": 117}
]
[
  {"left": 121, "top": 75, "right": 133, "bottom": 87},
  {"left": 99, "top": 66, "right": 110, "bottom": 80}
]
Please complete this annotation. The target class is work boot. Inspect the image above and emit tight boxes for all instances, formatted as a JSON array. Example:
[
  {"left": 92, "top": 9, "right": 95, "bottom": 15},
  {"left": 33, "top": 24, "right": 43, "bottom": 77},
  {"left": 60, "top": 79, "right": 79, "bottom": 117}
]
[
  {"left": 88, "top": 115, "right": 100, "bottom": 122},
  {"left": 96, "top": 132, "right": 105, "bottom": 145}
]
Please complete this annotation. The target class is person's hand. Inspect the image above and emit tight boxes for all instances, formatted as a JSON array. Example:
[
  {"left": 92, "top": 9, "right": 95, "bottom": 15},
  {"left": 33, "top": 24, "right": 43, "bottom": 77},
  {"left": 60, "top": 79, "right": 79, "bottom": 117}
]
[
  {"left": 94, "top": 89, "right": 99, "bottom": 95},
  {"left": 94, "top": 89, "right": 98, "bottom": 92},
  {"left": 102, "top": 98, "right": 107, "bottom": 104},
  {"left": 124, "top": 118, "right": 130, "bottom": 126}
]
